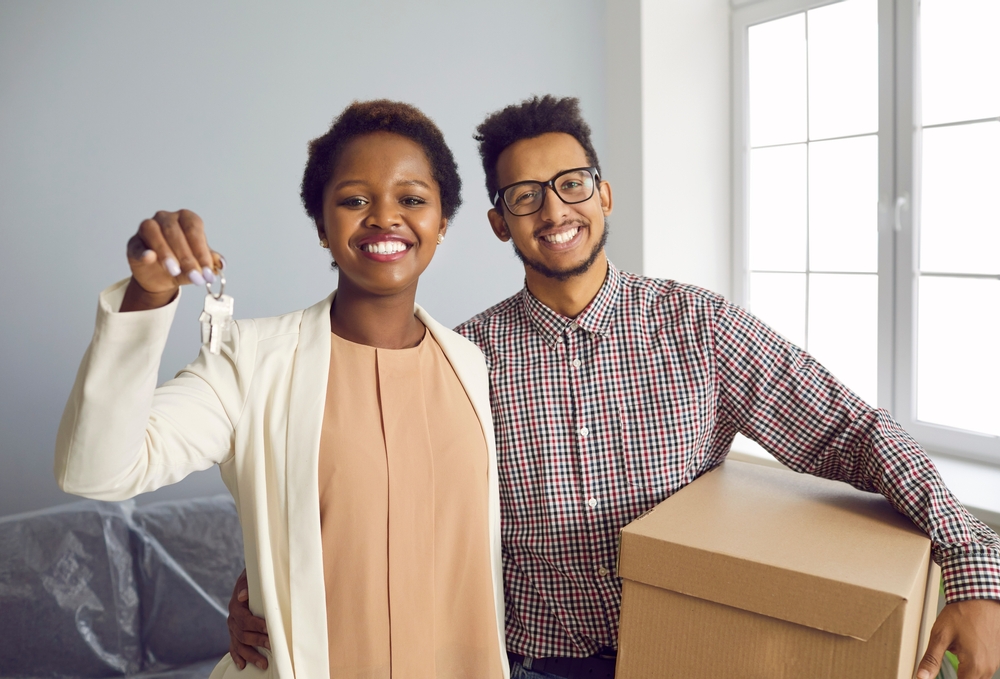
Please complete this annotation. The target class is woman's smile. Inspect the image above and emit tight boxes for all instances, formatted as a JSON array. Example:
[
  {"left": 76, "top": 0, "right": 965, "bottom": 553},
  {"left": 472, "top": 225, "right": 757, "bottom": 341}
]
[{"left": 357, "top": 234, "right": 413, "bottom": 260}]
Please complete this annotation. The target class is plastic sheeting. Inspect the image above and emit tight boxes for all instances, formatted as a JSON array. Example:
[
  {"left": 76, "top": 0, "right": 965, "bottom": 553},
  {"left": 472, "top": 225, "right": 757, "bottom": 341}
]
[{"left": 0, "top": 495, "right": 245, "bottom": 679}]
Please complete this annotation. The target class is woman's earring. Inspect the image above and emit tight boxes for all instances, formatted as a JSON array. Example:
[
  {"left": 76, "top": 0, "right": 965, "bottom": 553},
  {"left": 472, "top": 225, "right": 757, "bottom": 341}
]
[
  {"left": 320, "top": 238, "right": 329, "bottom": 249},
  {"left": 437, "top": 233, "right": 445, "bottom": 245}
]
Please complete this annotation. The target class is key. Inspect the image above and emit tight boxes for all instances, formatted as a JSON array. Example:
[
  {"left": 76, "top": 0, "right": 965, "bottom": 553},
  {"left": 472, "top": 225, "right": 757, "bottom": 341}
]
[{"left": 199, "top": 273, "right": 234, "bottom": 355}]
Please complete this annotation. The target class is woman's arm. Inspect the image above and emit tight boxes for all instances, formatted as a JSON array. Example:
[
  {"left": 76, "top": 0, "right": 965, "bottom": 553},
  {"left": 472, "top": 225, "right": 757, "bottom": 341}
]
[
  {"left": 55, "top": 210, "right": 239, "bottom": 500},
  {"left": 55, "top": 277, "right": 245, "bottom": 499}
]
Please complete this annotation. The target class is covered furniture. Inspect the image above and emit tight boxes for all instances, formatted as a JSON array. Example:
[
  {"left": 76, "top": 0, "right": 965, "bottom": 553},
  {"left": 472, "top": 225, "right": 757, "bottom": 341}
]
[{"left": 0, "top": 494, "right": 244, "bottom": 679}]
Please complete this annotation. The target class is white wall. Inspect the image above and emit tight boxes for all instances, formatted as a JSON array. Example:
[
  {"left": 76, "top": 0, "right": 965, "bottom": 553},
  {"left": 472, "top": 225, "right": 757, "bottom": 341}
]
[
  {"left": 0, "top": 0, "right": 608, "bottom": 516},
  {"left": 604, "top": 0, "right": 644, "bottom": 275},
  {"left": 640, "top": 0, "right": 732, "bottom": 296}
]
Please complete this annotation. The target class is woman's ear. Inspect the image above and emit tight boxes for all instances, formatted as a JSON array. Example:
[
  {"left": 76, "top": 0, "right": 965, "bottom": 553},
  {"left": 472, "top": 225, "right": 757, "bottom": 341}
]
[{"left": 488, "top": 208, "right": 510, "bottom": 242}]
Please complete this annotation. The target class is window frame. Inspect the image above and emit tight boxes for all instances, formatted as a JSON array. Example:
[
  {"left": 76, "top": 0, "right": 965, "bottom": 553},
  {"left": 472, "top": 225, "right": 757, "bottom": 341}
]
[{"left": 731, "top": 0, "right": 1000, "bottom": 466}]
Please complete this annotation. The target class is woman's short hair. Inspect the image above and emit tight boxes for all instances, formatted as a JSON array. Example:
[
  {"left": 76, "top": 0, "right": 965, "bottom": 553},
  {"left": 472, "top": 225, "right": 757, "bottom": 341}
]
[
  {"left": 474, "top": 95, "right": 601, "bottom": 204},
  {"left": 301, "top": 100, "right": 462, "bottom": 226}
]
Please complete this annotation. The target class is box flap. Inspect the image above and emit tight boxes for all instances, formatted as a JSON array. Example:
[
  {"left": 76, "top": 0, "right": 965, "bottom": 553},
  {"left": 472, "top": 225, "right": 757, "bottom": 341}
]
[{"left": 618, "top": 461, "right": 932, "bottom": 641}]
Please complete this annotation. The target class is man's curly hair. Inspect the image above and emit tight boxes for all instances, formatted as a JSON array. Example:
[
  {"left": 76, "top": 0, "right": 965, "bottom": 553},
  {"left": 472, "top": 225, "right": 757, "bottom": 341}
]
[
  {"left": 301, "top": 100, "right": 462, "bottom": 227},
  {"left": 474, "top": 95, "right": 601, "bottom": 205}
]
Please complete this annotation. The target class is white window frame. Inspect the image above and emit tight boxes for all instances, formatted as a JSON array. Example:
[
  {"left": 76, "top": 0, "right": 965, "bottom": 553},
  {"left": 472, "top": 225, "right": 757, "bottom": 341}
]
[{"left": 731, "top": 0, "right": 1000, "bottom": 466}]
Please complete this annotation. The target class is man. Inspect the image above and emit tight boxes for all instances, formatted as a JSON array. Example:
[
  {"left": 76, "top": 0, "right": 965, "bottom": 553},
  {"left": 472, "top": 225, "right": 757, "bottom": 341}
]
[{"left": 228, "top": 96, "right": 1000, "bottom": 679}]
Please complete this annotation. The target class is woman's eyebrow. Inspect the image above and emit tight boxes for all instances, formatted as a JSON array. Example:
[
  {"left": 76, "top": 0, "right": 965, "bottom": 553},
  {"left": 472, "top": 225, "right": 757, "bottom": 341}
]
[
  {"left": 397, "top": 179, "right": 432, "bottom": 189},
  {"left": 330, "top": 178, "right": 432, "bottom": 191},
  {"left": 330, "top": 178, "right": 365, "bottom": 191}
]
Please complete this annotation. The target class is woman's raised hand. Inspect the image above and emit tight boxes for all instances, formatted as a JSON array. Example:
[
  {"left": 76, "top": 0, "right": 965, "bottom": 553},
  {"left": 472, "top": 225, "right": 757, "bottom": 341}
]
[{"left": 121, "top": 210, "right": 222, "bottom": 312}]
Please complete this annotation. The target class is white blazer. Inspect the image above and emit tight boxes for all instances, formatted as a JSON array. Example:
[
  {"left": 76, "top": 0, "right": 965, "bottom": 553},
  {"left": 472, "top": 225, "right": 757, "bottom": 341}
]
[{"left": 55, "top": 279, "right": 510, "bottom": 679}]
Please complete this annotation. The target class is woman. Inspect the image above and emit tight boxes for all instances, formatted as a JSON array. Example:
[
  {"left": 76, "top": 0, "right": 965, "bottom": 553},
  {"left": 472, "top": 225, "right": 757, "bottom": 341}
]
[{"left": 55, "top": 101, "right": 509, "bottom": 679}]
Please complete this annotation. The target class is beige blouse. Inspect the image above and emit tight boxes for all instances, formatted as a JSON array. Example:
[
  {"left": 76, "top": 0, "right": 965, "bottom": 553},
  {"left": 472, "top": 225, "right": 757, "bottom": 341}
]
[{"left": 317, "top": 329, "right": 504, "bottom": 679}]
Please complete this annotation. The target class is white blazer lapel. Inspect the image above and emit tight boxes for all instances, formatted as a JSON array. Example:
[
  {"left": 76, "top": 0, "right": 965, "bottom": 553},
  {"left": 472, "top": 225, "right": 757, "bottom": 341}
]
[
  {"left": 285, "top": 292, "right": 333, "bottom": 678},
  {"left": 417, "top": 307, "right": 494, "bottom": 441},
  {"left": 417, "top": 306, "right": 509, "bottom": 676}
]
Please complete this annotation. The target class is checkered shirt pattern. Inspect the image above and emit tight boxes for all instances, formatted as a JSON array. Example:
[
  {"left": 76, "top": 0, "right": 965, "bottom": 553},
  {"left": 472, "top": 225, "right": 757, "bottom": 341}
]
[{"left": 455, "top": 261, "right": 1000, "bottom": 659}]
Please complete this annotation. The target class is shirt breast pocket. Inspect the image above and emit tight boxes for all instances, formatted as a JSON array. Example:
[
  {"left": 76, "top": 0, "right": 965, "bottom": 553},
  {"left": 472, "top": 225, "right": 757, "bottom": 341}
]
[{"left": 619, "top": 394, "right": 698, "bottom": 490}]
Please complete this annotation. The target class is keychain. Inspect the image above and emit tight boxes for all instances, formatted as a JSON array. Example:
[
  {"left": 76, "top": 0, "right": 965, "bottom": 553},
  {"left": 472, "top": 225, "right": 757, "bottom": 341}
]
[{"left": 199, "top": 268, "right": 234, "bottom": 355}]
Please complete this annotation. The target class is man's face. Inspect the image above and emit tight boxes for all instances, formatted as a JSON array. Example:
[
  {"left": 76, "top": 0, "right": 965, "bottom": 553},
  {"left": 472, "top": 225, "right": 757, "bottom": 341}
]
[{"left": 488, "top": 132, "right": 612, "bottom": 281}]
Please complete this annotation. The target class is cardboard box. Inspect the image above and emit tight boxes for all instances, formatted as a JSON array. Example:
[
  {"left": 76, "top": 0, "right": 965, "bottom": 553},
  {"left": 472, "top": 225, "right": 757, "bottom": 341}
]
[{"left": 616, "top": 460, "right": 940, "bottom": 679}]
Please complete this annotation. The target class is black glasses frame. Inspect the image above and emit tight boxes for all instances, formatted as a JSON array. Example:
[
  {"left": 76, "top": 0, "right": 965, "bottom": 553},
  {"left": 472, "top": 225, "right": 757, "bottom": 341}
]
[{"left": 493, "top": 166, "right": 600, "bottom": 216}]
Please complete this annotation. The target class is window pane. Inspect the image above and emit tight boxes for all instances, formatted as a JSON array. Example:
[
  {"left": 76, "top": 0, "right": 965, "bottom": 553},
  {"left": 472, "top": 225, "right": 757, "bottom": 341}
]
[
  {"left": 749, "top": 13, "right": 807, "bottom": 147},
  {"left": 807, "top": 0, "right": 878, "bottom": 140},
  {"left": 809, "top": 135, "right": 878, "bottom": 272},
  {"left": 917, "top": 276, "right": 1000, "bottom": 436},
  {"left": 808, "top": 273, "right": 878, "bottom": 405},
  {"left": 749, "top": 272, "right": 807, "bottom": 348},
  {"left": 749, "top": 144, "right": 807, "bottom": 272},
  {"left": 920, "top": 122, "right": 1000, "bottom": 275},
  {"left": 921, "top": 0, "right": 1000, "bottom": 126}
]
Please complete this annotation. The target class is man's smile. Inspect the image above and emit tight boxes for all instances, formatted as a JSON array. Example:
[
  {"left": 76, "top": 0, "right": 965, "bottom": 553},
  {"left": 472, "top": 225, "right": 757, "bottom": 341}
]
[{"left": 536, "top": 223, "right": 587, "bottom": 249}]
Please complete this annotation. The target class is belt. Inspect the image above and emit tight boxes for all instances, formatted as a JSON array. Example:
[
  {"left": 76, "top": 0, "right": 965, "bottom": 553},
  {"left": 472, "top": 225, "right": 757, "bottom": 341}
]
[{"left": 507, "top": 649, "right": 617, "bottom": 679}]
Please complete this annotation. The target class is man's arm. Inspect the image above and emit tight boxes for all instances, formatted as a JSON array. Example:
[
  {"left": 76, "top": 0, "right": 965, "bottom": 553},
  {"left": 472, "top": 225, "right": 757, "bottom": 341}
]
[
  {"left": 712, "top": 300, "right": 1000, "bottom": 677},
  {"left": 227, "top": 568, "right": 270, "bottom": 671},
  {"left": 915, "top": 599, "right": 1000, "bottom": 679}
]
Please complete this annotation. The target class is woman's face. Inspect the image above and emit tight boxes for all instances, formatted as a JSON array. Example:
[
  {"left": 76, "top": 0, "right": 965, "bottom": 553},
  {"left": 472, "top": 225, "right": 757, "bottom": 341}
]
[{"left": 319, "top": 131, "right": 447, "bottom": 298}]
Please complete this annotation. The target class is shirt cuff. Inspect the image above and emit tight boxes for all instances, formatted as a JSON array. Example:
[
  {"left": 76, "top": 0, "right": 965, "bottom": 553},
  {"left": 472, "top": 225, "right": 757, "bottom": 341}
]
[{"left": 940, "top": 552, "right": 1000, "bottom": 603}]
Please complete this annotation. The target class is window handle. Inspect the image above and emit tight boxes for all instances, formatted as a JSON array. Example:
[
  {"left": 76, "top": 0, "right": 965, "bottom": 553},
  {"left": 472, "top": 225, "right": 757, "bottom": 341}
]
[{"left": 894, "top": 194, "right": 909, "bottom": 233}]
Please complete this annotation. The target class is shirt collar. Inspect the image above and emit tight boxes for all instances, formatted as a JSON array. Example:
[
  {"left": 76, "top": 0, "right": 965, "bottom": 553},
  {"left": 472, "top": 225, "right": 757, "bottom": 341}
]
[{"left": 520, "top": 261, "right": 622, "bottom": 347}]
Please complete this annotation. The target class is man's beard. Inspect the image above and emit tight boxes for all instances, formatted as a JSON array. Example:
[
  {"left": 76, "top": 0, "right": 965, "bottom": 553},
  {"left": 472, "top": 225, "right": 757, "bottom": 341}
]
[{"left": 511, "top": 219, "right": 610, "bottom": 282}]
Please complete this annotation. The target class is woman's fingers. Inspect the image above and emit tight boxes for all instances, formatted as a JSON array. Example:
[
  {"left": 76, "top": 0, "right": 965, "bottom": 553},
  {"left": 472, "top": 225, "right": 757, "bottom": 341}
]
[
  {"left": 156, "top": 210, "right": 206, "bottom": 285},
  {"left": 127, "top": 210, "right": 220, "bottom": 296},
  {"left": 128, "top": 218, "right": 181, "bottom": 295},
  {"left": 126, "top": 234, "right": 156, "bottom": 266},
  {"left": 177, "top": 209, "right": 218, "bottom": 283}
]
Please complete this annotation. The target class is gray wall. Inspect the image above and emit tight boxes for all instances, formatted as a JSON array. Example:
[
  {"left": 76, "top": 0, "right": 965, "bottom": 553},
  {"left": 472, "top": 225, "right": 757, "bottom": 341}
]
[{"left": 0, "top": 0, "right": 610, "bottom": 516}]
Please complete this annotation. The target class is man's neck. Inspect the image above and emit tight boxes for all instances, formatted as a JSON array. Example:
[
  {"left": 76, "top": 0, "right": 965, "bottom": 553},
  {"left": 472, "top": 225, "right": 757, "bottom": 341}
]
[{"left": 524, "top": 253, "right": 609, "bottom": 318}]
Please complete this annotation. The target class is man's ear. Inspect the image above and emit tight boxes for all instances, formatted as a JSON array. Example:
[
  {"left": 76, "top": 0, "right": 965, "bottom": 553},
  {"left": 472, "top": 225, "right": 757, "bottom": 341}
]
[
  {"left": 488, "top": 208, "right": 510, "bottom": 242},
  {"left": 599, "top": 179, "right": 613, "bottom": 217}
]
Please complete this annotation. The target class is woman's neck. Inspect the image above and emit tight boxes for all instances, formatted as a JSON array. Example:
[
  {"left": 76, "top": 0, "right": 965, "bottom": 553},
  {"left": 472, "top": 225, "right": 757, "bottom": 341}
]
[{"left": 329, "top": 276, "right": 424, "bottom": 349}]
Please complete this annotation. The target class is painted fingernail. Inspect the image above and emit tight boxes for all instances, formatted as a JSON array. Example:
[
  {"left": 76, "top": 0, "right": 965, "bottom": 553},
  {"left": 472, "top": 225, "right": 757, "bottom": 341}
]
[
  {"left": 219, "top": 255, "right": 227, "bottom": 271},
  {"left": 165, "top": 257, "right": 181, "bottom": 277},
  {"left": 188, "top": 269, "right": 206, "bottom": 286},
  {"left": 202, "top": 267, "right": 216, "bottom": 283},
  {"left": 141, "top": 249, "right": 155, "bottom": 261}
]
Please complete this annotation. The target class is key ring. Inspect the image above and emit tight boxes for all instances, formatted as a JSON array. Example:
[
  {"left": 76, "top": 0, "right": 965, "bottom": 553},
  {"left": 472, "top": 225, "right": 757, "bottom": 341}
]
[{"left": 205, "top": 271, "right": 226, "bottom": 300}]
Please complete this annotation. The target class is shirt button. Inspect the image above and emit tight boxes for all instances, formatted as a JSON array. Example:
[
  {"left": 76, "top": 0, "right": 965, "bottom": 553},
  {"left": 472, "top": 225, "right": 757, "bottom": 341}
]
[
  {"left": 598, "top": 566, "right": 610, "bottom": 576},
  {"left": 568, "top": 322, "right": 578, "bottom": 331},
  {"left": 578, "top": 426, "right": 589, "bottom": 437},
  {"left": 572, "top": 358, "right": 582, "bottom": 368},
  {"left": 588, "top": 498, "right": 598, "bottom": 508}
]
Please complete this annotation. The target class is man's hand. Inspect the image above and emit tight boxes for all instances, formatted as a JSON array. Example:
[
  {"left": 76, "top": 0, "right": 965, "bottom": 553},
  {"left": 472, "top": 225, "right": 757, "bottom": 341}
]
[
  {"left": 915, "top": 599, "right": 1000, "bottom": 679},
  {"left": 228, "top": 568, "right": 270, "bottom": 671}
]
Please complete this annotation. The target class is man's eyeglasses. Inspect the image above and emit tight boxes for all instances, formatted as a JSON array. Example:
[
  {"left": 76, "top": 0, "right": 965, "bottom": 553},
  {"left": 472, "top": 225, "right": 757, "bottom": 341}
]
[{"left": 493, "top": 167, "right": 600, "bottom": 217}]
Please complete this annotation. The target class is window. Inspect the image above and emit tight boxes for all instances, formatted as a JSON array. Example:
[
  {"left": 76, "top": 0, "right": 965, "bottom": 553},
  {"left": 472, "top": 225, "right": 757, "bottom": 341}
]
[{"left": 733, "top": 0, "right": 1000, "bottom": 465}]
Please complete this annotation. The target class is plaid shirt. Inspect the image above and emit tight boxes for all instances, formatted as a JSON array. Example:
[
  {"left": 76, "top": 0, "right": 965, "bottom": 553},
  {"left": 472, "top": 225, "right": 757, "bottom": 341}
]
[{"left": 455, "top": 261, "right": 1000, "bottom": 659}]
